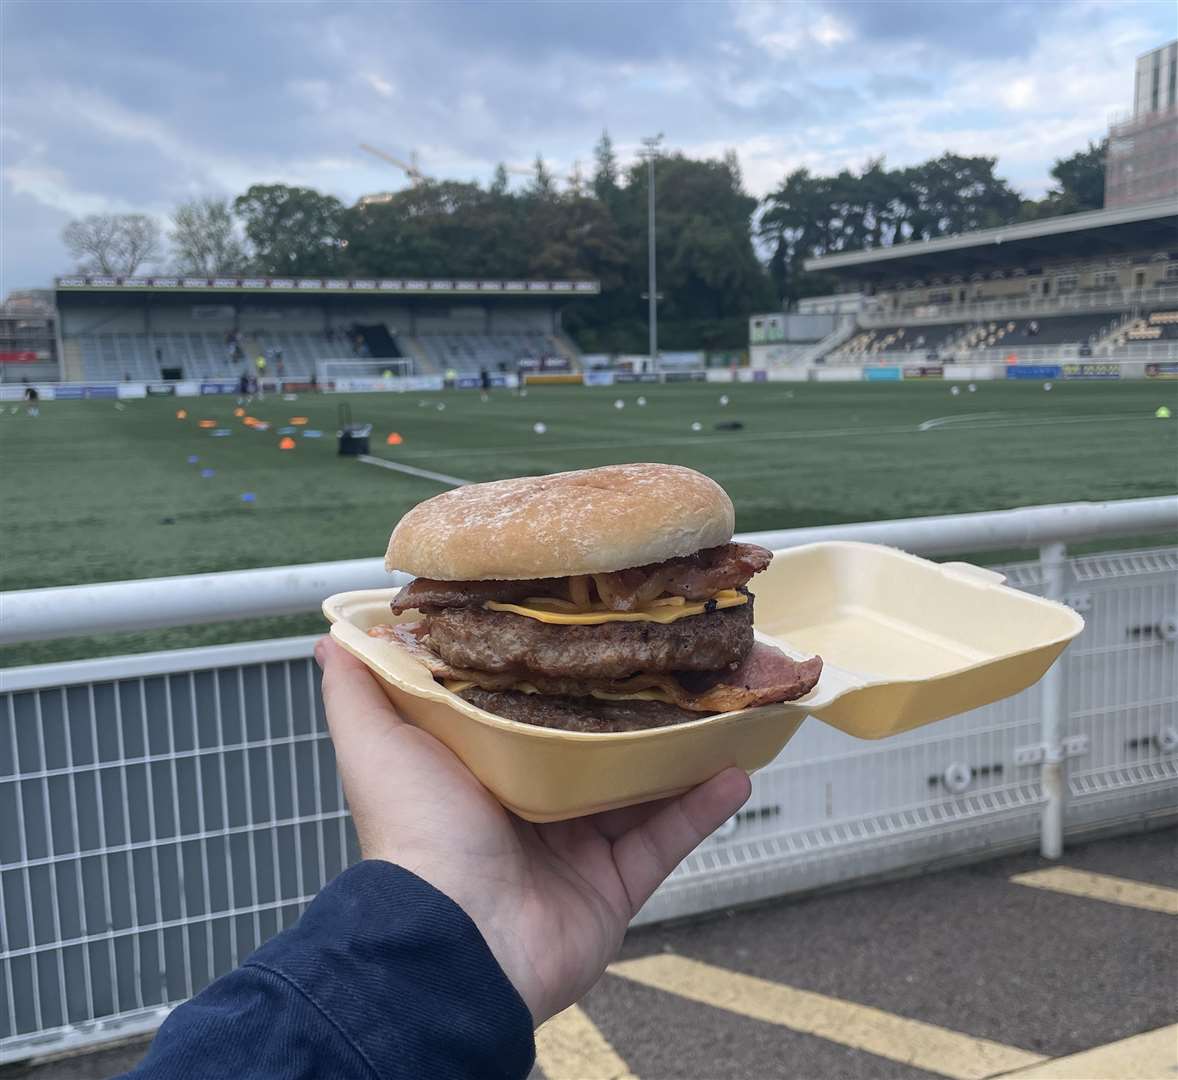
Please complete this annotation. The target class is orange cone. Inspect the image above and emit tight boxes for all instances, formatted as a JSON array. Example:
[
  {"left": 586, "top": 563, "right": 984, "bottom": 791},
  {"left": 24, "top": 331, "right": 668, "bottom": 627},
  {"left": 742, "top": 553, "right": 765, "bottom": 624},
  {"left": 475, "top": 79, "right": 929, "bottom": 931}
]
[
  {"left": 386, "top": 432, "right": 403, "bottom": 445},
  {"left": 233, "top": 407, "right": 246, "bottom": 418},
  {"left": 243, "top": 416, "right": 258, "bottom": 426},
  {"left": 290, "top": 416, "right": 309, "bottom": 426},
  {"left": 198, "top": 419, "right": 217, "bottom": 428},
  {"left": 176, "top": 409, "right": 188, "bottom": 420},
  {"left": 279, "top": 436, "right": 296, "bottom": 450}
]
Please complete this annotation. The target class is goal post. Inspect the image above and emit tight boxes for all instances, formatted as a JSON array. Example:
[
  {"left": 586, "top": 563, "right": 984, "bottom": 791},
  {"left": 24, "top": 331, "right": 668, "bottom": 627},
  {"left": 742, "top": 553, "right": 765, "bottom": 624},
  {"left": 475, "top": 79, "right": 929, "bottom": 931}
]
[{"left": 316, "top": 358, "right": 415, "bottom": 383}]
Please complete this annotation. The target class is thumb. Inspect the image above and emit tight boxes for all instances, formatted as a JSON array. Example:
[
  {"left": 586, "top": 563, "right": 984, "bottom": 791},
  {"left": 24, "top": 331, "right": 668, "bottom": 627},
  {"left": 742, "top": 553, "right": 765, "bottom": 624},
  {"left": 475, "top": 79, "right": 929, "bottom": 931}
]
[
  {"left": 612, "top": 766, "right": 751, "bottom": 917},
  {"left": 316, "top": 636, "right": 405, "bottom": 754}
]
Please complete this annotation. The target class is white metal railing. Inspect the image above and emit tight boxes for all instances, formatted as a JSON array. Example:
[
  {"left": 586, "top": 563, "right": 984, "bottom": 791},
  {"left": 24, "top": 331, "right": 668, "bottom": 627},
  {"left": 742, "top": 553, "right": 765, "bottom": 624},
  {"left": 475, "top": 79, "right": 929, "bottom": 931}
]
[
  {"left": 4, "top": 499, "right": 1175, "bottom": 645},
  {"left": 1, "top": 500, "right": 1176, "bottom": 1065},
  {"left": 859, "top": 284, "right": 1178, "bottom": 327},
  {"left": 1094, "top": 340, "right": 1178, "bottom": 360}
]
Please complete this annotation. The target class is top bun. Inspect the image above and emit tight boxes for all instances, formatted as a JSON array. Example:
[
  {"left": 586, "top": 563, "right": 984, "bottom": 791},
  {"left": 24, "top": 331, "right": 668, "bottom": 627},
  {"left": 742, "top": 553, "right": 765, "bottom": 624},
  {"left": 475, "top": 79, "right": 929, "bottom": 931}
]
[{"left": 385, "top": 463, "right": 734, "bottom": 580}]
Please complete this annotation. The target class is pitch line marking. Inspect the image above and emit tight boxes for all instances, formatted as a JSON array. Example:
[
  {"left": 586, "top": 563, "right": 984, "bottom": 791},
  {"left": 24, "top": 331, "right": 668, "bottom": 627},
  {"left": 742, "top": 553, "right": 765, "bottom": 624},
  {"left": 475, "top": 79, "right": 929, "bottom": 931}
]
[
  {"left": 535, "top": 1003, "right": 637, "bottom": 1080},
  {"left": 995, "top": 1023, "right": 1178, "bottom": 1078},
  {"left": 1010, "top": 867, "right": 1178, "bottom": 915},
  {"left": 919, "top": 412, "right": 1007, "bottom": 431},
  {"left": 609, "top": 954, "right": 1045, "bottom": 1080},
  {"left": 357, "top": 455, "right": 471, "bottom": 487}
]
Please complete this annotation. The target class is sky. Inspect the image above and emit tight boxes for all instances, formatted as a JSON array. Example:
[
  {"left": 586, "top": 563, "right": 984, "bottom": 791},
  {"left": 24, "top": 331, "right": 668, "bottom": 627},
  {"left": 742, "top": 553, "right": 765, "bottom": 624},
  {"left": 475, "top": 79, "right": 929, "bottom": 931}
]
[{"left": 2, "top": 0, "right": 1174, "bottom": 292}]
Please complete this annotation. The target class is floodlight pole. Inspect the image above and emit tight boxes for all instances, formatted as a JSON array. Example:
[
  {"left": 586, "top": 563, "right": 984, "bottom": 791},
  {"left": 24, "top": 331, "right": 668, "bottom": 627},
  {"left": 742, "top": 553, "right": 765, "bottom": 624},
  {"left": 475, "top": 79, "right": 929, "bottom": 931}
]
[{"left": 641, "top": 134, "right": 663, "bottom": 369}]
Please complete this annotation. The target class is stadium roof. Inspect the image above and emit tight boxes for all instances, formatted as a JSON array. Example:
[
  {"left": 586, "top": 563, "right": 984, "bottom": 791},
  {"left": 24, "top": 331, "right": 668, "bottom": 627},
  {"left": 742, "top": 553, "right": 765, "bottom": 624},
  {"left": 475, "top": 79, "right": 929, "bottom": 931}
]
[
  {"left": 55, "top": 275, "right": 600, "bottom": 297},
  {"left": 803, "top": 197, "right": 1178, "bottom": 284}
]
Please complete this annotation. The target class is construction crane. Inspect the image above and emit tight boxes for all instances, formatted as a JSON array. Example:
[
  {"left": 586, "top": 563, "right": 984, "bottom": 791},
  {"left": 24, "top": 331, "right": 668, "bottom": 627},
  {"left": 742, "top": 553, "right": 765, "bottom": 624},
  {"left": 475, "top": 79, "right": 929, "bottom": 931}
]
[{"left": 358, "top": 143, "right": 428, "bottom": 185}]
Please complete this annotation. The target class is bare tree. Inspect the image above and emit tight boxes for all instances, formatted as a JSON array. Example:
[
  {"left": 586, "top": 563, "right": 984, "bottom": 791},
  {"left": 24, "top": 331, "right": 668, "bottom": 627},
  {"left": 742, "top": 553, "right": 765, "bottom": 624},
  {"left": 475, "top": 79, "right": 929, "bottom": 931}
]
[
  {"left": 62, "top": 213, "right": 163, "bottom": 275},
  {"left": 169, "top": 197, "right": 249, "bottom": 276}
]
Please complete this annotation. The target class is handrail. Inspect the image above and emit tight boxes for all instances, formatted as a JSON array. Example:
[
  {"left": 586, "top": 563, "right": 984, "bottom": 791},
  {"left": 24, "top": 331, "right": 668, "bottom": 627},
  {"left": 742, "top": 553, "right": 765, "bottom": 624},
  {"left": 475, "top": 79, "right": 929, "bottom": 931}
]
[{"left": 2, "top": 498, "right": 1175, "bottom": 645}]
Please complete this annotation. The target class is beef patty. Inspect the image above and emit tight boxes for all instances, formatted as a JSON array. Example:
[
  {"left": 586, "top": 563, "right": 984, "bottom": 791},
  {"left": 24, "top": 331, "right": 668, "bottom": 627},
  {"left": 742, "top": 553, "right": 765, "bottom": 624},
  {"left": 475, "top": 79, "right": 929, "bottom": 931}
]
[
  {"left": 459, "top": 687, "right": 704, "bottom": 733},
  {"left": 425, "top": 598, "right": 755, "bottom": 679}
]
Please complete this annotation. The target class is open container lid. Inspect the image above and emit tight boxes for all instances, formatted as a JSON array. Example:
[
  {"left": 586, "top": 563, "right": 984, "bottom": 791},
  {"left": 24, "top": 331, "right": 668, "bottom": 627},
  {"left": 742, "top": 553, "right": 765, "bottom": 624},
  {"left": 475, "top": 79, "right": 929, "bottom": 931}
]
[{"left": 753, "top": 542, "right": 1085, "bottom": 737}]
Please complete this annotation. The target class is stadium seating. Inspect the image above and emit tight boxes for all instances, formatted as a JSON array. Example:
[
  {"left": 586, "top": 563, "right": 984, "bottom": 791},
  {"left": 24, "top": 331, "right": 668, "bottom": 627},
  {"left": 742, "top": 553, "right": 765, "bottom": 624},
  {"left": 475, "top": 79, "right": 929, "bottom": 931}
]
[
  {"left": 75, "top": 327, "right": 570, "bottom": 381},
  {"left": 828, "top": 314, "right": 1115, "bottom": 362},
  {"left": 1110, "top": 310, "right": 1178, "bottom": 344},
  {"left": 77, "top": 331, "right": 345, "bottom": 381},
  {"left": 413, "top": 331, "right": 561, "bottom": 374}
]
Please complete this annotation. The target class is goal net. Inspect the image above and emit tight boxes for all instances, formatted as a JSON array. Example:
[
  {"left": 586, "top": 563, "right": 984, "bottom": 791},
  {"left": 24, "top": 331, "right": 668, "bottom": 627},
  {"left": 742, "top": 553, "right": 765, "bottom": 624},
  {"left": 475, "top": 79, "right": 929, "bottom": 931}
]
[{"left": 316, "top": 358, "right": 415, "bottom": 386}]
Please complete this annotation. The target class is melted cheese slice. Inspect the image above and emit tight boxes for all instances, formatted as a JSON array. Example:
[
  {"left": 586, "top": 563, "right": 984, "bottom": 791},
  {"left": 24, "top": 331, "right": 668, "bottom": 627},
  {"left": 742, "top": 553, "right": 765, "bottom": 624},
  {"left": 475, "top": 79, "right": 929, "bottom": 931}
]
[{"left": 485, "top": 588, "right": 749, "bottom": 625}]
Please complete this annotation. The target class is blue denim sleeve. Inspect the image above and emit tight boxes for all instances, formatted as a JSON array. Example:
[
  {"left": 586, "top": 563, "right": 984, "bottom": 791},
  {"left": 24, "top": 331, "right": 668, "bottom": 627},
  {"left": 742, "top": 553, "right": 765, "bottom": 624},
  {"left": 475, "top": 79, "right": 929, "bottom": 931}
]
[{"left": 121, "top": 861, "right": 536, "bottom": 1080}]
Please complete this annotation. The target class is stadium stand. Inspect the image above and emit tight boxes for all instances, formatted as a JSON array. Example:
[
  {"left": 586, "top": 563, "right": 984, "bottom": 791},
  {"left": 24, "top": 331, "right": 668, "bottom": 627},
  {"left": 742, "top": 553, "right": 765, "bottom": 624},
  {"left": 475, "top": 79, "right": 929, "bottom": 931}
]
[
  {"left": 54, "top": 279, "right": 589, "bottom": 384},
  {"left": 780, "top": 199, "right": 1178, "bottom": 367}
]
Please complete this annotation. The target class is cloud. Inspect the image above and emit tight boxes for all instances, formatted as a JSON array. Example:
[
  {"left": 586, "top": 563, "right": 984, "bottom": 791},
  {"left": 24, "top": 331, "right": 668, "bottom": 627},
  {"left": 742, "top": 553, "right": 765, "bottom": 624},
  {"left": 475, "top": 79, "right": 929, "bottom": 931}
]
[{"left": 1, "top": 0, "right": 1174, "bottom": 289}]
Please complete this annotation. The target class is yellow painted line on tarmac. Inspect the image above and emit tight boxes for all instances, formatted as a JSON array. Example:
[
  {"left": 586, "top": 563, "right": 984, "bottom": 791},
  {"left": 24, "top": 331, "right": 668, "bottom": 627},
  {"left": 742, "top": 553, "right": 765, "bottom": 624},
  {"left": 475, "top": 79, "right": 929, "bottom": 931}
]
[
  {"left": 535, "top": 1003, "right": 637, "bottom": 1080},
  {"left": 997, "top": 1024, "right": 1178, "bottom": 1078},
  {"left": 610, "top": 955, "right": 1045, "bottom": 1080},
  {"left": 1010, "top": 867, "right": 1178, "bottom": 915}
]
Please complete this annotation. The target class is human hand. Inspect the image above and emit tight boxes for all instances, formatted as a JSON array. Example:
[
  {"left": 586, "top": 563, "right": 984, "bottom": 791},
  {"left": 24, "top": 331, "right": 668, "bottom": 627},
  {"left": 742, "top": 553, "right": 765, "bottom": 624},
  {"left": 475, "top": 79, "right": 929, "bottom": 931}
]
[{"left": 315, "top": 635, "right": 750, "bottom": 1025}]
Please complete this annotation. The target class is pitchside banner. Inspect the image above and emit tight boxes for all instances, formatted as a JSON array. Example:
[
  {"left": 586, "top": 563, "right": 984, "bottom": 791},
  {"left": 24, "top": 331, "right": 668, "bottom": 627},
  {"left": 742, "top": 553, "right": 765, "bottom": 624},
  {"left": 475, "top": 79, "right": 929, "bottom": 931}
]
[
  {"left": 1006, "top": 364, "right": 1062, "bottom": 380},
  {"left": 200, "top": 380, "right": 239, "bottom": 395},
  {"left": 864, "top": 367, "right": 901, "bottom": 381},
  {"left": 613, "top": 372, "right": 660, "bottom": 384},
  {"left": 583, "top": 371, "right": 615, "bottom": 387},
  {"left": 903, "top": 365, "right": 944, "bottom": 380},
  {"left": 1061, "top": 362, "right": 1121, "bottom": 380},
  {"left": 1145, "top": 362, "right": 1178, "bottom": 379},
  {"left": 663, "top": 371, "right": 707, "bottom": 383}
]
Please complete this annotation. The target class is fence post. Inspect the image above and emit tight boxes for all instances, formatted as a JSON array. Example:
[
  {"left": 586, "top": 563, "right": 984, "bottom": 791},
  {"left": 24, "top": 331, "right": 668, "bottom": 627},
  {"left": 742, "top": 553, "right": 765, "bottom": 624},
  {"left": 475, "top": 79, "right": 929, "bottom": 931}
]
[{"left": 1039, "top": 540, "right": 1068, "bottom": 859}]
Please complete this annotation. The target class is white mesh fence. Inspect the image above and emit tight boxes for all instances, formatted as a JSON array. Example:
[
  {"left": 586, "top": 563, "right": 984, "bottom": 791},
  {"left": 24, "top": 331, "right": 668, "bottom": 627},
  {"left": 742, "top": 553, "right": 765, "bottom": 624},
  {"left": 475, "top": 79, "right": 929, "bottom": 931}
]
[{"left": 1, "top": 548, "right": 1176, "bottom": 1061}]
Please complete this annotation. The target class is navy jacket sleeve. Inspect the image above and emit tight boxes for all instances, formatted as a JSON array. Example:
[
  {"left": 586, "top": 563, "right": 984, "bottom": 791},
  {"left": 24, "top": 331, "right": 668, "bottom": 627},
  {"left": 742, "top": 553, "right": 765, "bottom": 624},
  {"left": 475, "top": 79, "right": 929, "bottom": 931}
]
[{"left": 121, "top": 861, "right": 535, "bottom": 1080}]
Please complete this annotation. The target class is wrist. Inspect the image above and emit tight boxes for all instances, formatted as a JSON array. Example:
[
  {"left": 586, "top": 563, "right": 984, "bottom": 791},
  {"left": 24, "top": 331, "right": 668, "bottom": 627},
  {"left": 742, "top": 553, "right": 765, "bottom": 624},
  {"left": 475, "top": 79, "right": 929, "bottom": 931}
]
[{"left": 369, "top": 853, "right": 547, "bottom": 1023}]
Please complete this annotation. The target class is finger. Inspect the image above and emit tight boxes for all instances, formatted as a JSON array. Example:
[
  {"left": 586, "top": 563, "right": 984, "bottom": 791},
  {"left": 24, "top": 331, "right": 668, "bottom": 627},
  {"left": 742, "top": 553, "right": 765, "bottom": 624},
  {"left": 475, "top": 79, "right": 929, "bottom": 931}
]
[
  {"left": 612, "top": 767, "right": 751, "bottom": 916},
  {"left": 592, "top": 795, "right": 676, "bottom": 841},
  {"left": 318, "top": 636, "right": 405, "bottom": 752}
]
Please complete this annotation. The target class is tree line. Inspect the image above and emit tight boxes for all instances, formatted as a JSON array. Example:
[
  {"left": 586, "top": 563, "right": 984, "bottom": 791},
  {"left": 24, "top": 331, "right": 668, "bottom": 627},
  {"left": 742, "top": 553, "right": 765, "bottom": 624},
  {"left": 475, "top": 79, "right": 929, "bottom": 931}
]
[{"left": 62, "top": 134, "right": 1105, "bottom": 352}]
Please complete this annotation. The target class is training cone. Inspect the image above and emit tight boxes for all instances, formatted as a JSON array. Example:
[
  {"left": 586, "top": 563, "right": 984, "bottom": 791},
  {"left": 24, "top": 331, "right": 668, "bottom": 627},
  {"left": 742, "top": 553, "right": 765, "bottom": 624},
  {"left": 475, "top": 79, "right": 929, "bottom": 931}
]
[
  {"left": 243, "top": 416, "right": 258, "bottom": 427},
  {"left": 290, "top": 416, "right": 308, "bottom": 426},
  {"left": 198, "top": 419, "right": 217, "bottom": 429},
  {"left": 1157, "top": 406, "right": 1172, "bottom": 419},
  {"left": 386, "top": 432, "right": 403, "bottom": 445},
  {"left": 279, "top": 436, "right": 296, "bottom": 450},
  {"left": 175, "top": 409, "right": 188, "bottom": 420},
  {"left": 233, "top": 407, "right": 246, "bottom": 418}
]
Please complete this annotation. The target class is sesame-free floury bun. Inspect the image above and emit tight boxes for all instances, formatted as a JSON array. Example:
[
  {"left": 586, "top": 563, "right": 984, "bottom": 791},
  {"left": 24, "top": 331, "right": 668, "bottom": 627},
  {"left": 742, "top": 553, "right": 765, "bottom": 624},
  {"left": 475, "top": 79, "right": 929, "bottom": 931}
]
[{"left": 370, "top": 463, "right": 822, "bottom": 733}]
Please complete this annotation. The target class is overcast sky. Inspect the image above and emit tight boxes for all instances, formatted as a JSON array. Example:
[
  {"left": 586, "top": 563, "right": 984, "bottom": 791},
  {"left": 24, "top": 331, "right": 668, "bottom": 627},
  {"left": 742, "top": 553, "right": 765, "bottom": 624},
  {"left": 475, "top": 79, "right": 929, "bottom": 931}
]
[{"left": 2, "top": 0, "right": 1173, "bottom": 292}]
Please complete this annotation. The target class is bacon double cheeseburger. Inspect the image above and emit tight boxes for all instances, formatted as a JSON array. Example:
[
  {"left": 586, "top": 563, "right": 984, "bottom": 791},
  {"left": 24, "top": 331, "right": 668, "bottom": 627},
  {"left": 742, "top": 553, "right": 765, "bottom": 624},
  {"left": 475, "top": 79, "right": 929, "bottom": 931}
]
[{"left": 370, "top": 463, "right": 822, "bottom": 733}]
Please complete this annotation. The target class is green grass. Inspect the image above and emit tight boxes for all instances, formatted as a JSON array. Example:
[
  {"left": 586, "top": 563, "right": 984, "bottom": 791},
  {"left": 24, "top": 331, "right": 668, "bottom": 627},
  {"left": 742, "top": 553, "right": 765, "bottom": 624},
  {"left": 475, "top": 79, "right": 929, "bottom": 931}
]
[{"left": 2, "top": 380, "right": 1175, "bottom": 665}]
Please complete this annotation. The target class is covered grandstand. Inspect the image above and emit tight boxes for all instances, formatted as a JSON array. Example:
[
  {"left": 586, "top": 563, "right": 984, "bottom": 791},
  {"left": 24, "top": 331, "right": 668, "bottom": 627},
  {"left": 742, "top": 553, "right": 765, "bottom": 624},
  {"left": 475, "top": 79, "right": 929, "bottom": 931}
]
[
  {"left": 53, "top": 276, "right": 598, "bottom": 384},
  {"left": 749, "top": 197, "right": 1178, "bottom": 372}
]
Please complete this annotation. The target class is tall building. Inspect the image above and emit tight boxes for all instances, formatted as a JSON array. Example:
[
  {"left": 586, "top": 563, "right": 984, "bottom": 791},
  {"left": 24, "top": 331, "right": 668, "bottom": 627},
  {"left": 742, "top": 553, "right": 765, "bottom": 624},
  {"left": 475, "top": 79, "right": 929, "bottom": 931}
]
[{"left": 1105, "top": 40, "right": 1178, "bottom": 209}]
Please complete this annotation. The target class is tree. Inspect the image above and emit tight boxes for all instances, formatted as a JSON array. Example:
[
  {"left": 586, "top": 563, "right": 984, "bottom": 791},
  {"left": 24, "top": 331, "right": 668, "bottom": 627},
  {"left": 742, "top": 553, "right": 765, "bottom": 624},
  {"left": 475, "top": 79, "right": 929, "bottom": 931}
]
[
  {"left": 233, "top": 184, "right": 346, "bottom": 275},
  {"left": 169, "top": 196, "right": 249, "bottom": 275},
  {"left": 530, "top": 155, "right": 556, "bottom": 199},
  {"left": 1029, "top": 139, "right": 1107, "bottom": 217},
  {"left": 592, "top": 130, "right": 619, "bottom": 201},
  {"left": 62, "top": 213, "right": 162, "bottom": 275}
]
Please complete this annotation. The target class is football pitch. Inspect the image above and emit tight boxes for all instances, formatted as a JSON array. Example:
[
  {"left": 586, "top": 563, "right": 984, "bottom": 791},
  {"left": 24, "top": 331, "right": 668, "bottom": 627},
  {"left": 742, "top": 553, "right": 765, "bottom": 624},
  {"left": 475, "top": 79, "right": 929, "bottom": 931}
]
[{"left": 2, "top": 379, "right": 1175, "bottom": 665}]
